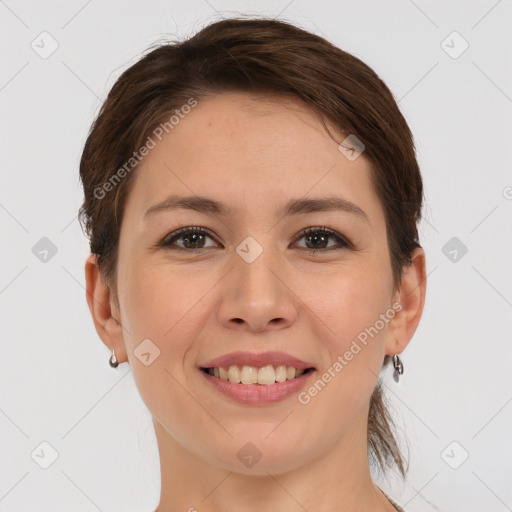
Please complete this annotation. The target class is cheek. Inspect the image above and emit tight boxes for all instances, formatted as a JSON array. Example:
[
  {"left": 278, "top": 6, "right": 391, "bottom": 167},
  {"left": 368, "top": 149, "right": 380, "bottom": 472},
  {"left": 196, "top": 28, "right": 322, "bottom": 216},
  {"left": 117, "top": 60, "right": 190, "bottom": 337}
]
[
  {"left": 299, "top": 263, "right": 391, "bottom": 414},
  {"left": 117, "top": 264, "right": 210, "bottom": 433},
  {"left": 302, "top": 262, "right": 391, "bottom": 346},
  {"left": 297, "top": 273, "right": 389, "bottom": 422},
  {"left": 120, "top": 260, "right": 208, "bottom": 343}
]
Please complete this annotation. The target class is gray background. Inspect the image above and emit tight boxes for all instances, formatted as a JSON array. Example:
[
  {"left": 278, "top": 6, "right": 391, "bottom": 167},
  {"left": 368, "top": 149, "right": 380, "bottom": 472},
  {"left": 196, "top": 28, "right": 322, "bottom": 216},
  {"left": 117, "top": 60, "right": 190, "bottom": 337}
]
[{"left": 1, "top": 1, "right": 511, "bottom": 511}]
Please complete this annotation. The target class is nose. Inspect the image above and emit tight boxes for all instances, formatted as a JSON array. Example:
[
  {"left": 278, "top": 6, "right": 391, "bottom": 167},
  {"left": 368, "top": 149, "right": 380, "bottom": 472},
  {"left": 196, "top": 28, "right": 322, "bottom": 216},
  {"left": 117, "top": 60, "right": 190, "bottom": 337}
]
[{"left": 217, "top": 245, "right": 298, "bottom": 332}]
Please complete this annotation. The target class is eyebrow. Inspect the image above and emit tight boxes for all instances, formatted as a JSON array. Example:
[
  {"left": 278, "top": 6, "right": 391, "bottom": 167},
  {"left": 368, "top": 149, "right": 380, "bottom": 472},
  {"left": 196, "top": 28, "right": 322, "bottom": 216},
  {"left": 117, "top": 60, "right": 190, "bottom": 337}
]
[{"left": 143, "top": 194, "right": 370, "bottom": 223}]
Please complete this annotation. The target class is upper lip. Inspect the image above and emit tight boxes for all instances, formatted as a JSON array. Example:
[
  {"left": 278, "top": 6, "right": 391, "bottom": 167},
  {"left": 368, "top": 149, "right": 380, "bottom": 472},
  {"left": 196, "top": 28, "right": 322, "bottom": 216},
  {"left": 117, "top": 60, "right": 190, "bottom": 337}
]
[{"left": 200, "top": 351, "right": 315, "bottom": 370}]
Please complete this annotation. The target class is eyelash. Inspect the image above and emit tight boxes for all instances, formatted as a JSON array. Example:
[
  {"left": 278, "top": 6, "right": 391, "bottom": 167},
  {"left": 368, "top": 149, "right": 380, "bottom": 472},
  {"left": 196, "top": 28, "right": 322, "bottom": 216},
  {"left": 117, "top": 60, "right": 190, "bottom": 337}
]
[{"left": 157, "top": 225, "right": 352, "bottom": 253}]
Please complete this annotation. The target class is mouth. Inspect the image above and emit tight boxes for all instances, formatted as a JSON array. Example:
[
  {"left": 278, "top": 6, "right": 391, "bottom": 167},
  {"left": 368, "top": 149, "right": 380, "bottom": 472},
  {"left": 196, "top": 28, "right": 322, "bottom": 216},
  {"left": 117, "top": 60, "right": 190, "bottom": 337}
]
[
  {"left": 200, "top": 365, "right": 316, "bottom": 386},
  {"left": 199, "top": 364, "right": 317, "bottom": 405}
]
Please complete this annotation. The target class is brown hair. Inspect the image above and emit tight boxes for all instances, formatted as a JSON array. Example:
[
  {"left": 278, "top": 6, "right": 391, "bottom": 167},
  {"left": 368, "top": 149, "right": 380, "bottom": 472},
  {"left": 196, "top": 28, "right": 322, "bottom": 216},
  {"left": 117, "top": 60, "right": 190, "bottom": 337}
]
[{"left": 79, "top": 16, "right": 422, "bottom": 480}]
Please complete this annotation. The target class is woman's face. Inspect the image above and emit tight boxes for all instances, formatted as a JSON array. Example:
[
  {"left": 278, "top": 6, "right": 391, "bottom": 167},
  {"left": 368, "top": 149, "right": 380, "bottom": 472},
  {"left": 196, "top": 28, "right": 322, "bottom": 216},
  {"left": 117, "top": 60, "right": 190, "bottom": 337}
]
[{"left": 109, "top": 91, "right": 404, "bottom": 474}]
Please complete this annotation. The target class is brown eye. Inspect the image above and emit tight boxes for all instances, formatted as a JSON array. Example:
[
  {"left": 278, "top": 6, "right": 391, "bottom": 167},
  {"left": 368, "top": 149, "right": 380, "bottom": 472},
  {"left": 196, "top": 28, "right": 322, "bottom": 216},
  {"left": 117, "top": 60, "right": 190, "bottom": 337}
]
[
  {"left": 294, "top": 227, "right": 351, "bottom": 252},
  {"left": 157, "top": 225, "right": 351, "bottom": 253},
  {"left": 160, "top": 227, "right": 218, "bottom": 250}
]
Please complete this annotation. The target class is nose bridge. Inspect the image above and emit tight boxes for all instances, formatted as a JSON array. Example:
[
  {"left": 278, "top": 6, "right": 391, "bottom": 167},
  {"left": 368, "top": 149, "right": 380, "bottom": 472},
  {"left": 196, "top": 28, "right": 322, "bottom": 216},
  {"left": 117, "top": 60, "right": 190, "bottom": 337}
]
[
  {"left": 235, "top": 238, "right": 284, "bottom": 303},
  {"left": 219, "top": 236, "right": 296, "bottom": 330}
]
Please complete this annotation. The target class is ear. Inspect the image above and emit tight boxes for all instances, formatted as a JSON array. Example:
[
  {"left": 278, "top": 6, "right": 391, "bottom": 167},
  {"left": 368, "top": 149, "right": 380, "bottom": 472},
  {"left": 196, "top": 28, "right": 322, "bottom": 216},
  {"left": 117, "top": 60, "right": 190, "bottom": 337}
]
[
  {"left": 385, "top": 247, "right": 427, "bottom": 355},
  {"left": 84, "top": 253, "right": 127, "bottom": 364}
]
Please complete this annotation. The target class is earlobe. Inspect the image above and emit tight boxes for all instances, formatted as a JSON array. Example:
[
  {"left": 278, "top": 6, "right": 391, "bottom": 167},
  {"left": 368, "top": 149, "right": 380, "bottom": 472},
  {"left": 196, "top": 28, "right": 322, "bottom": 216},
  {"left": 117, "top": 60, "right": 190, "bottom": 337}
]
[
  {"left": 84, "top": 254, "right": 127, "bottom": 363},
  {"left": 386, "top": 247, "right": 427, "bottom": 355}
]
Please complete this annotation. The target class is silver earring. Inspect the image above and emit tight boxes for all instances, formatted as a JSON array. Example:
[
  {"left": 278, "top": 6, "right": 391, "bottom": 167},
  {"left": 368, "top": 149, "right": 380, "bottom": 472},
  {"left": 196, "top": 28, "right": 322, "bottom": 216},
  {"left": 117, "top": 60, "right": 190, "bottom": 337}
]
[
  {"left": 109, "top": 348, "right": 119, "bottom": 368},
  {"left": 392, "top": 354, "right": 403, "bottom": 382}
]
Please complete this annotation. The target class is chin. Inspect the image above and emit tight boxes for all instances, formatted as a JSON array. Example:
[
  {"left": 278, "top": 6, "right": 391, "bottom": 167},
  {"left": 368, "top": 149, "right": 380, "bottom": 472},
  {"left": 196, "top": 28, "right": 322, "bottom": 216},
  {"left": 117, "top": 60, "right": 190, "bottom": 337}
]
[{"left": 201, "top": 436, "right": 311, "bottom": 477}]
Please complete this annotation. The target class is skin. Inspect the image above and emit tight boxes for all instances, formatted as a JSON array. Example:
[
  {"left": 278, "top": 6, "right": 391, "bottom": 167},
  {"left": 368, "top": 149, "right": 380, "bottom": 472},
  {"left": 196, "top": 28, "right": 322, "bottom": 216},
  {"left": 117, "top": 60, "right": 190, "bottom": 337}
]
[{"left": 85, "top": 91, "right": 426, "bottom": 512}]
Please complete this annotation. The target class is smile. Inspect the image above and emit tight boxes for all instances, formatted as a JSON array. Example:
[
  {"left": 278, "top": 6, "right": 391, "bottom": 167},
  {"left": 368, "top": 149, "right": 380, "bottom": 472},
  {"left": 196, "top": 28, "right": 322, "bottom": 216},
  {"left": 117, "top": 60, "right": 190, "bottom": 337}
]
[
  {"left": 199, "top": 365, "right": 316, "bottom": 405},
  {"left": 201, "top": 364, "right": 314, "bottom": 385}
]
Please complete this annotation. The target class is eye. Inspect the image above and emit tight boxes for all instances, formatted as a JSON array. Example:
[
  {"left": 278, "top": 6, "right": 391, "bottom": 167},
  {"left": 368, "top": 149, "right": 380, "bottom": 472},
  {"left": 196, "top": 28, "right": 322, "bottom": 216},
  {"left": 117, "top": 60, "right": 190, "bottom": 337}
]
[
  {"left": 157, "top": 225, "right": 352, "bottom": 253},
  {"left": 293, "top": 226, "right": 352, "bottom": 253},
  {"left": 158, "top": 226, "right": 220, "bottom": 250}
]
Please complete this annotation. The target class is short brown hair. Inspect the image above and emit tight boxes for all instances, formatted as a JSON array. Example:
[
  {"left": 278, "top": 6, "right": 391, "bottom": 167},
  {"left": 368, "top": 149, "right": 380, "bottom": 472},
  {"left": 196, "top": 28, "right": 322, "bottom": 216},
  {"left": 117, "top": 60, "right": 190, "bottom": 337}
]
[{"left": 79, "top": 17, "right": 423, "bottom": 480}]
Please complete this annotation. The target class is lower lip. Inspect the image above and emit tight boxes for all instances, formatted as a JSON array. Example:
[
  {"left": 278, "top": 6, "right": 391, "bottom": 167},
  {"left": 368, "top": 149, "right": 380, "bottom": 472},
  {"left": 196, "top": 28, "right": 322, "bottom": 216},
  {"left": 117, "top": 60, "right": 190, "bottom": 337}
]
[{"left": 199, "top": 369, "right": 316, "bottom": 405}]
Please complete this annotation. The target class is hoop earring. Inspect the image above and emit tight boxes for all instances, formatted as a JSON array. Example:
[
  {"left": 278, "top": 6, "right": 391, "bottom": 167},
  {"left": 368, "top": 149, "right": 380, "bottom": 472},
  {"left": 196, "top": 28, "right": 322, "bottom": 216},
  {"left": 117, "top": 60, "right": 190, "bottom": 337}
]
[
  {"left": 109, "top": 348, "right": 119, "bottom": 368},
  {"left": 392, "top": 354, "right": 403, "bottom": 382}
]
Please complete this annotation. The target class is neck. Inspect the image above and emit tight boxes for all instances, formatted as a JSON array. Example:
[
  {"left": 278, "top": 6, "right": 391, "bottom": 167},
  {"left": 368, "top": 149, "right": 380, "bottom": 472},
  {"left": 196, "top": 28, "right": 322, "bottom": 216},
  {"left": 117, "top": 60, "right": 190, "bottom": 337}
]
[{"left": 152, "top": 408, "right": 397, "bottom": 512}]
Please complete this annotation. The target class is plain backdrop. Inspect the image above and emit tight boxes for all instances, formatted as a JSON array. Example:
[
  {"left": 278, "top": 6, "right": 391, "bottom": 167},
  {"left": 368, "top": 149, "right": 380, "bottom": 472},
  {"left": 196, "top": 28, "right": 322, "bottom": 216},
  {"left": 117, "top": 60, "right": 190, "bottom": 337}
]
[{"left": 1, "top": 1, "right": 511, "bottom": 511}]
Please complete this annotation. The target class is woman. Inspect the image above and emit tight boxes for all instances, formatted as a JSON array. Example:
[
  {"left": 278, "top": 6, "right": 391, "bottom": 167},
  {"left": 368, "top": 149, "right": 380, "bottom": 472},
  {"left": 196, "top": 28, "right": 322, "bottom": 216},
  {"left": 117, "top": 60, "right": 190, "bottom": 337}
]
[{"left": 80, "top": 17, "right": 426, "bottom": 512}]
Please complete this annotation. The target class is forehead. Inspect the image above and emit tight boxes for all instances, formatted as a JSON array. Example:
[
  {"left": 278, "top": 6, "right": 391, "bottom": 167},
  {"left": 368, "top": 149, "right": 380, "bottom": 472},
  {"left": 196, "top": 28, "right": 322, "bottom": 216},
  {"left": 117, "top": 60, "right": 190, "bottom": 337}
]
[{"left": 123, "top": 91, "right": 383, "bottom": 224}]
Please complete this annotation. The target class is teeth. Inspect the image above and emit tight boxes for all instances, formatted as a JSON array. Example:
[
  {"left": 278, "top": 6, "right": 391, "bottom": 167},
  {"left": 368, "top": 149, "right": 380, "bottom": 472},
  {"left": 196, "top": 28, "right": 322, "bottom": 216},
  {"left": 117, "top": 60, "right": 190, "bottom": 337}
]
[
  {"left": 257, "top": 365, "right": 275, "bottom": 386},
  {"left": 240, "top": 365, "right": 258, "bottom": 384},
  {"left": 228, "top": 365, "right": 240, "bottom": 383},
  {"left": 286, "top": 366, "right": 296, "bottom": 380},
  {"left": 207, "top": 364, "right": 309, "bottom": 385},
  {"left": 275, "top": 365, "right": 287, "bottom": 382}
]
